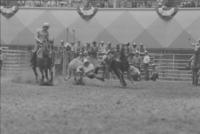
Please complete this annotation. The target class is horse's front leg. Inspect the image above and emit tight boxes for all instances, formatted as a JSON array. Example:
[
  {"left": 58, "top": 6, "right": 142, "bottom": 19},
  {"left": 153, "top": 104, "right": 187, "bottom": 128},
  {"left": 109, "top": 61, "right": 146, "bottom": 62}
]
[
  {"left": 39, "top": 68, "right": 44, "bottom": 83},
  {"left": 192, "top": 69, "right": 198, "bottom": 86},
  {"left": 49, "top": 68, "right": 53, "bottom": 83},
  {"left": 113, "top": 68, "right": 127, "bottom": 87},
  {"left": 127, "top": 70, "right": 134, "bottom": 84},
  {"left": 196, "top": 69, "right": 200, "bottom": 86},
  {"left": 192, "top": 69, "right": 195, "bottom": 85},
  {"left": 44, "top": 69, "right": 48, "bottom": 81},
  {"left": 120, "top": 72, "right": 127, "bottom": 87},
  {"left": 32, "top": 66, "right": 38, "bottom": 82}
]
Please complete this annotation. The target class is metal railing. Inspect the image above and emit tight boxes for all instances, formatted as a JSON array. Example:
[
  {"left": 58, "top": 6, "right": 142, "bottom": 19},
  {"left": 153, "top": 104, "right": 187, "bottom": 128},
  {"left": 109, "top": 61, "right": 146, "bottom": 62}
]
[
  {"left": 151, "top": 53, "right": 193, "bottom": 81},
  {"left": 1, "top": 48, "right": 194, "bottom": 81}
]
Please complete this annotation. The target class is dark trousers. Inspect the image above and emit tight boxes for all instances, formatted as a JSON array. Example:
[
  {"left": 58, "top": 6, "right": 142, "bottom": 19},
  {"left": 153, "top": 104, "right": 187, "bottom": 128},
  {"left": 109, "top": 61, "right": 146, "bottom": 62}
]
[
  {"left": 192, "top": 68, "right": 199, "bottom": 85},
  {"left": 144, "top": 63, "right": 149, "bottom": 80}
]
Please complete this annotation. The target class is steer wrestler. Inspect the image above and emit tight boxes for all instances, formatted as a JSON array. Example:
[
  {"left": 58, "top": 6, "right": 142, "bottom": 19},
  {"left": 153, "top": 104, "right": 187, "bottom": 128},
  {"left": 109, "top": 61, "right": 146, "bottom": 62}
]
[{"left": 76, "top": 59, "right": 104, "bottom": 85}]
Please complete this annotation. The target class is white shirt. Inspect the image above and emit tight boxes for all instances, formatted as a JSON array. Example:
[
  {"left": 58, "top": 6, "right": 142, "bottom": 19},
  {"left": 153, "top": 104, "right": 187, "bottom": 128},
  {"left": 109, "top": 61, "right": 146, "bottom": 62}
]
[
  {"left": 71, "top": 45, "right": 76, "bottom": 52},
  {"left": 64, "top": 42, "right": 71, "bottom": 48},
  {"left": 76, "top": 63, "right": 95, "bottom": 74},
  {"left": 192, "top": 43, "right": 200, "bottom": 51},
  {"left": 143, "top": 55, "right": 150, "bottom": 64},
  {"left": 130, "top": 65, "right": 140, "bottom": 75},
  {"left": 83, "top": 63, "right": 95, "bottom": 73},
  {"left": 99, "top": 46, "right": 106, "bottom": 54},
  {"left": 0, "top": 53, "right": 6, "bottom": 61}
]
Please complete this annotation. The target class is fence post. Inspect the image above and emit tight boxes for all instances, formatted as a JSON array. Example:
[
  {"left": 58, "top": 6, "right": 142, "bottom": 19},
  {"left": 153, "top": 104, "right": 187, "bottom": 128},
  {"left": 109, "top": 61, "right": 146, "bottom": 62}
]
[
  {"left": 62, "top": 49, "right": 67, "bottom": 75},
  {"left": 66, "top": 28, "right": 69, "bottom": 42},
  {"left": 113, "top": 0, "right": 117, "bottom": 8},
  {"left": 72, "top": 29, "right": 75, "bottom": 43},
  {"left": 172, "top": 54, "right": 175, "bottom": 71}
]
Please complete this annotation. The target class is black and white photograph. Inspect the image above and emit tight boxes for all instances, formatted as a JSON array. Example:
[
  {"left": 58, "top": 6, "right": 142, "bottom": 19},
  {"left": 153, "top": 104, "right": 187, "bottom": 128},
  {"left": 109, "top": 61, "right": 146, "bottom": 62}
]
[{"left": 0, "top": 0, "right": 200, "bottom": 133}]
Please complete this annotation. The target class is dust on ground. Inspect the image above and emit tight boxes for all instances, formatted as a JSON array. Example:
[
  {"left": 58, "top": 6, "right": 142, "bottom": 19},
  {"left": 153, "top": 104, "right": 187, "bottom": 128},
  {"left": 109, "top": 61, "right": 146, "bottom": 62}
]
[{"left": 1, "top": 72, "right": 200, "bottom": 134}]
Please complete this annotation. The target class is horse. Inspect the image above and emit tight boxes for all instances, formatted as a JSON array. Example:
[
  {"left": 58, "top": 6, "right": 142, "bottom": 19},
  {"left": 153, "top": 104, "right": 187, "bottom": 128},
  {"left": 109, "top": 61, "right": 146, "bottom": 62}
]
[
  {"left": 31, "top": 41, "right": 54, "bottom": 85},
  {"left": 102, "top": 49, "right": 131, "bottom": 87},
  {"left": 190, "top": 47, "right": 200, "bottom": 86}
]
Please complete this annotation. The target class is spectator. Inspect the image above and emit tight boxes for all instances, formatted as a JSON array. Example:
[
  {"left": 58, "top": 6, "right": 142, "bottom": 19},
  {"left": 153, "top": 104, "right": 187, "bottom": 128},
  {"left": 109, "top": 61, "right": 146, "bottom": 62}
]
[
  {"left": 0, "top": 48, "right": 5, "bottom": 70},
  {"left": 91, "top": 41, "right": 98, "bottom": 58},
  {"left": 115, "top": 44, "right": 121, "bottom": 53},
  {"left": 98, "top": 41, "right": 106, "bottom": 54},
  {"left": 71, "top": 42, "right": 76, "bottom": 58},
  {"left": 139, "top": 43, "right": 146, "bottom": 55},
  {"left": 128, "top": 52, "right": 135, "bottom": 65},
  {"left": 75, "top": 41, "right": 82, "bottom": 57},
  {"left": 86, "top": 43, "right": 91, "bottom": 52},
  {"left": 150, "top": 64, "right": 159, "bottom": 81},
  {"left": 81, "top": 45, "right": 86, "bottom": 54},
  {"left": 114, "top": 44, "right": 121, "bottom": 61},
  {"left": 124, "top": 43, "right": 130, "bottom": 57},
  {"left": 143, "top": 50, "right": 151, "bottom": 80},
  {"left": 55, "top": 40, "right": 65, "bottom": 75},
  {"left": 131, "top": 42, "right": 138, "bottom": 54},
  {"left": 64, "top": 42, "right": 73, "bottom": 73},
  {"left": 133, "top": 51, "right": 142, "bottom": 70},
  {"left": 106, "top": 42, "right": 112, "bottom": 53}
]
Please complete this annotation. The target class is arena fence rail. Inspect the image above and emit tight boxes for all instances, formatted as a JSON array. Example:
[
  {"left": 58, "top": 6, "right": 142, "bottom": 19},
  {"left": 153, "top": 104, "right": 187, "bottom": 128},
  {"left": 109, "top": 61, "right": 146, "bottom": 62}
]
[{"left": 0, "top": 48, "right": 195, "bottom": 82}]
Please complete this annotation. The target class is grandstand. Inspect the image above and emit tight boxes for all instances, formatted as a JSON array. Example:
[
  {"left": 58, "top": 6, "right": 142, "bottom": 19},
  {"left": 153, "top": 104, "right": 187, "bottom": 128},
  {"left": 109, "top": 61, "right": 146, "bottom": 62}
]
[{"left": 1, "top": 0, "right": 200, "bottom": 8}]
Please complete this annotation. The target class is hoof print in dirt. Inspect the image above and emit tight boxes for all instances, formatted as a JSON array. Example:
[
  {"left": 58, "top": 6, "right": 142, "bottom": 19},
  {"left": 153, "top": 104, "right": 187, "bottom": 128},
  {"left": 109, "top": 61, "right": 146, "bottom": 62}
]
[
  {"left": 74, "top": 80, "right": 85, "bottom": 85},
  {"left": 39, "top": 81, "right": 54, "bottom": 86}
]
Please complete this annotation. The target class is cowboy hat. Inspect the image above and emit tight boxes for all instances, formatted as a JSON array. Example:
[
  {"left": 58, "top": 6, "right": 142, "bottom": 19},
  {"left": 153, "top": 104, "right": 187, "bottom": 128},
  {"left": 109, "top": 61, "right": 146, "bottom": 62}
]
[
  {"left": 133, "top": 42, "right": 137, "bottom": 45},
  {"left": 135, "top": 50, "right": 140, "bottom": 54},
  {"left": 151, "top": 63, "right": 156, "bottom": 66},
  {"left": 107, "top": 50, "right": 114, "bottom": 55},
  {"left": 64, "top": 42, "right": 70, "bottom": 48},
  {"left": 43, "top": 22, "right": 50, "bottom": 27},
  {"left": 83, "top": 58, "right": 89, "bottom": 63}
]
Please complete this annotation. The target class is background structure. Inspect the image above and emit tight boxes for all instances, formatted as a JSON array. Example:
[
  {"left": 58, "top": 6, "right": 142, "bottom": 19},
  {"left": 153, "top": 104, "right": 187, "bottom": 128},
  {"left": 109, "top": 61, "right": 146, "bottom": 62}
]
[{"left": 1, "top": 8, "right": 200, "bottom": 49}]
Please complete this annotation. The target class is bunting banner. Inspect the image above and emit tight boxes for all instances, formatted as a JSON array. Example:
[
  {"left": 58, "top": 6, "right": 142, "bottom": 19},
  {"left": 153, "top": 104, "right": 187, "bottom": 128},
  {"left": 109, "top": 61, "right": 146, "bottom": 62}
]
[
  {"left": 156, "top": 5, "right": 178, "bottom": 21},
  {"left": 0, "top": 6, "right": 19, "bottom": 19},
  {"left": 77, "top": 6, "right": 98, "bottom": 21}
]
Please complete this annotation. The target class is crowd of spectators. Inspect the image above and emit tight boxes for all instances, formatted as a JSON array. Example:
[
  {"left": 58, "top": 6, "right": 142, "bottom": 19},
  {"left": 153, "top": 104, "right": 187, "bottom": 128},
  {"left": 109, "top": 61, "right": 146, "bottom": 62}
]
[
  {"left": 1, "top": 0, "right": 200, "bottom": 8},
  {"left": 180, "top": 0, "right": 197, "bottom": 7}
]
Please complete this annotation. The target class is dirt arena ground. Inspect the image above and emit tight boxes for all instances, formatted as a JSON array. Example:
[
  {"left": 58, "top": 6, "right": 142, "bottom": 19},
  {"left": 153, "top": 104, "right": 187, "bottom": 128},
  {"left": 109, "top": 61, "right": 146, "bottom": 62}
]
[{"left": 1, "top": 73, "right": 200, "bottom": 134}]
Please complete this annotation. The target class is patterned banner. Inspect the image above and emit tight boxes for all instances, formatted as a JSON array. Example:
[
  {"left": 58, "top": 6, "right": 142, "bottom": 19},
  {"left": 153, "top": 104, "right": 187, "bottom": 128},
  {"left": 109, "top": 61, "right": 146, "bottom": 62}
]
[
  {"left": 0, "top": 6, "right": 19, "bottom": 19},
  {"left": 77, "top": 6, "right": 98, "bottom": 21},
  {"left": 156, "top": 5, "right": 178, "bottom": 21}
]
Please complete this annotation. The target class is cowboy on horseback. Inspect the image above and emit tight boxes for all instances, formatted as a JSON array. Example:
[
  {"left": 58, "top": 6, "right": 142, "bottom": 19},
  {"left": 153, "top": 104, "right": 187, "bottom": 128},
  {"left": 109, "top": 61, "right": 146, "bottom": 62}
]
[
  {"left": 31, "top": 22, "right": 55, "bottom": 84},
  {"left": 31, "top": 22, "right": 50, "bottom": 63}
]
